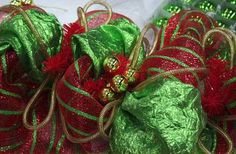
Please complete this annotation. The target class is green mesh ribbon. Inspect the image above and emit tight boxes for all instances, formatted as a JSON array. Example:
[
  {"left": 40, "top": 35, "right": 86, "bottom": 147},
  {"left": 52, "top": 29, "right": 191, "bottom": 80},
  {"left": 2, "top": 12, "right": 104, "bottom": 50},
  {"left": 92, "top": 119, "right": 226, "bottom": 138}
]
[
  {"left": 0, "top": 9, "right": 62, "bottom": 81},
  {"left": 111, "top": 78, "right": 210, "bottom": 154},
  {"left": 72, "top": 18, "right": 145, "bottom": 77}
]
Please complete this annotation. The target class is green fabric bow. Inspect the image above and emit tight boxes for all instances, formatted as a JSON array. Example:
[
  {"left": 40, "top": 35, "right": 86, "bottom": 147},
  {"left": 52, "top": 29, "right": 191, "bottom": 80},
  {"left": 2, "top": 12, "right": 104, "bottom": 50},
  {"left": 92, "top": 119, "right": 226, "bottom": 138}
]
[
  {"left": 0, "top": 9, "right": 62, "bottom": 81},
  {"left": 72, "top": 18, "right": 145, "bottom": 77},
  {"left": 110, "top": 78, "right": 216, "bottom": 154}
]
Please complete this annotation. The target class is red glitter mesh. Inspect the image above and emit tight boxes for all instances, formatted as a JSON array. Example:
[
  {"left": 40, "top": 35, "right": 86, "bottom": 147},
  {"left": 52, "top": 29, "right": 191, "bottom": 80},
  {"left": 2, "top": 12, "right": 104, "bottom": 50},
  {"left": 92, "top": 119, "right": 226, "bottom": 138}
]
[
  {"left": 56, "top": 55, "right": 109, "bottom": 153},
  {"left": 141, "top": 11, "right": 218, "bottom": 88},
  {"left": 1, "top": 50, "right": 25, "bottom": 84},
  {"left": 79, "top": 10, "right": 133, "bottom": 29},
  {"left": 17, "top": 93, "right": 80, "bottom": 154},
  {"left": 162, "top": 11, "right": 217, "bottom": 48}
]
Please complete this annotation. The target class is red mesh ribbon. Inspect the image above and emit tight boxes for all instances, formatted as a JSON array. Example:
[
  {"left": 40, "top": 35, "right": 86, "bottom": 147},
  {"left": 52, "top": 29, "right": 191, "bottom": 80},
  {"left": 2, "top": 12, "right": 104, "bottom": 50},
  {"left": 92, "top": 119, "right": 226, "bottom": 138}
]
[
  {"left": 142, "top": 11, "right": 216, "bottom": 87},
  {"left": 205, "top": 59, "right": 236, "bottom": 153},
  {"left": 56, "top": 55, "right": 109, "bottom": 153},
  {"left": 79, "top": 10, "right": 132, "bottom": 29},
  {"left": 54, "top": 10, "right": 134, "bottom": 153},
  {"left": 0, "top": 49, "right": 28, "bottom": 153},
  {"left": 17, "top": 93, "right": 81, "bottom": 154}
]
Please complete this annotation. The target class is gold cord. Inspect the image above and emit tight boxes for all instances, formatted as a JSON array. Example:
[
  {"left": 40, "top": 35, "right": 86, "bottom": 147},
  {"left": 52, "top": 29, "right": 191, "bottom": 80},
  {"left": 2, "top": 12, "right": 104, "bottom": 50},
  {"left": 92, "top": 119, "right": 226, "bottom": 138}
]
[
  {"left": 77, "top": 0, "right": 113, "bottom": 32},
  {"left": 198, "top": 120, "right": 233, "bottom": 154},
  {"left": 83, "top": 0, "right": 112, "bottom": 25},
  {"left": 129, "top": 24, "right": 159, "bottom": 69},
  {"left": 77, "top": 7, "right": 88, "bottom": 32},
  {"left": 60, "top": 99, "right": 122, "bottom": 143},
  {"left": 98, "top": 98, "right": 123, "bottom": 139},
  {"left": 202, "top": 28, "right": 236, "bottom": 69},
  {"left": 23, "top": 75, "right": 60, "bottom": 130},
  {"left": 133, "top": 67, "right": 207, "bottom": 91}
]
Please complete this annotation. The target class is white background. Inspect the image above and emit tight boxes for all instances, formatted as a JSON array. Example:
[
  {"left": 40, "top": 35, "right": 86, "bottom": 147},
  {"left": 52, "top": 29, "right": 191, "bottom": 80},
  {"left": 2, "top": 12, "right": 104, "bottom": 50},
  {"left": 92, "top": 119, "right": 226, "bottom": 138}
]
[{"left": 0, "top": 0, "right": 165, "bottom": 28}]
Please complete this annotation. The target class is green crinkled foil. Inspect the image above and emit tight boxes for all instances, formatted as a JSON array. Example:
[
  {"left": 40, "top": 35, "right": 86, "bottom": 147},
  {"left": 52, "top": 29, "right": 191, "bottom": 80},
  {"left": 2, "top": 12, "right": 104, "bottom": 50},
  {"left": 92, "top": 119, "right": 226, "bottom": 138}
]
[
  {"left": 0, "top": 9, "right": 62, "bottom": 81},
  {"left": 110, "top": 109, "right": 169, "bottom": 154},
  {"left": 72, "top": 18, "right": 145, "bottom": 77},
  {"left": 111, "top": 78, "right": 207, "bottom": 154}
]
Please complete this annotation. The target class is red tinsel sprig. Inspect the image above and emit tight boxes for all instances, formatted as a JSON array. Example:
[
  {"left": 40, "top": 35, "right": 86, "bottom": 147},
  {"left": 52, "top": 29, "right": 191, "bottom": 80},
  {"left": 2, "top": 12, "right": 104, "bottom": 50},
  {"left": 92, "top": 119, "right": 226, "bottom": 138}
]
[{"left": 43, "top": 23, "right": 85, "bottom": 74}]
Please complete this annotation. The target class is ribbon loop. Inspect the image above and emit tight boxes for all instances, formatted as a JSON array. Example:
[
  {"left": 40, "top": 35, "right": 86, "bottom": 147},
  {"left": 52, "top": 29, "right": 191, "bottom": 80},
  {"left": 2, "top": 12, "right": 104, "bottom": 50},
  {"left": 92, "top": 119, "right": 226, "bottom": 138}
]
[
  {"left": 23, "top": 75, "right": 58, "bottom": 130},
  {"left": 77, "top": 0, "right": 112, "bottom": 32},
  {"left": 60, "top": 99, "right": 122, "bottom": 143},
  {"left": 198, "top": 120, "right": 233, "bottom": 154},
  {"left": 77, "top": 7, "right": 88, "bottom": 32},
  {"left": 203, "top": 27, "right": 236, "bottom": 69},
  {"left": 98, "top": 98, "right": 123, "bottom": 139},
  {"left": 83, "top": 0, "right": 112, "bottom": 25},
  {"left": 129, "top": 24, "right": 159, "bottom": 69}
]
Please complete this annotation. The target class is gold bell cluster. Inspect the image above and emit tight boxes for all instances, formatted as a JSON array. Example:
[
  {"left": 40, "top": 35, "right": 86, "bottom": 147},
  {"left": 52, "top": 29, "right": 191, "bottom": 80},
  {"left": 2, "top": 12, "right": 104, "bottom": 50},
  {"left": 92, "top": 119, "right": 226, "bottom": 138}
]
[{"left": 100, "top": 55, "right": 139, "bottom": 103}]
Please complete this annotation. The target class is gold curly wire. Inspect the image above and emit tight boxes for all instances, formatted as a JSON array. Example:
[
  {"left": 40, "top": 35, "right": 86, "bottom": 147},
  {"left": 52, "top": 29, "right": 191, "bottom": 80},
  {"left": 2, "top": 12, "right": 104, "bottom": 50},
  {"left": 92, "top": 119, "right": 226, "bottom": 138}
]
[
  {"left": 77, "top": 7, "right": 88, "bottom": 32},
  {"left": 98, "top": 98, "right": 123, "bottom": 139},
  {"left": 77, "top": 0, "right": 112, "bottom": 32},
  {"left": 129, "top": 24, "right": 159, "bottom": 69},
  {"left": 202, "top": 27, "right": 236, "bottom": 69},
  {"left": 83, "top": 0, "right": 112, "bottom": 25},
  {"left": 23, "top": 75, "right": 60, "bottom": 130},
  {"left": 198, "top": 120, "right": 233, "bottom": 154},
  {"left": 133, "top": 67, "right": 207, "bottom": 91},
  {"left": 143, "top": 37, "right": 151, "bottom": 55}
]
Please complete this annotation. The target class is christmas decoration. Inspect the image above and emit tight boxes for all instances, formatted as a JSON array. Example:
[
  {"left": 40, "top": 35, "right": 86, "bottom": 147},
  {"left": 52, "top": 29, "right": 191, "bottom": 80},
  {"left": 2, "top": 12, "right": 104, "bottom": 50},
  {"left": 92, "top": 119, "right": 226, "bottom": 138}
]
[
  {"left": 0, "top": 0, "right": 236, "bottom": 153},
  {"left": 150, "top": 7, "right": 236, "bottom": 154},
  {"left": 202, "top": 27, "right": 236, "bottom": 153}
]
